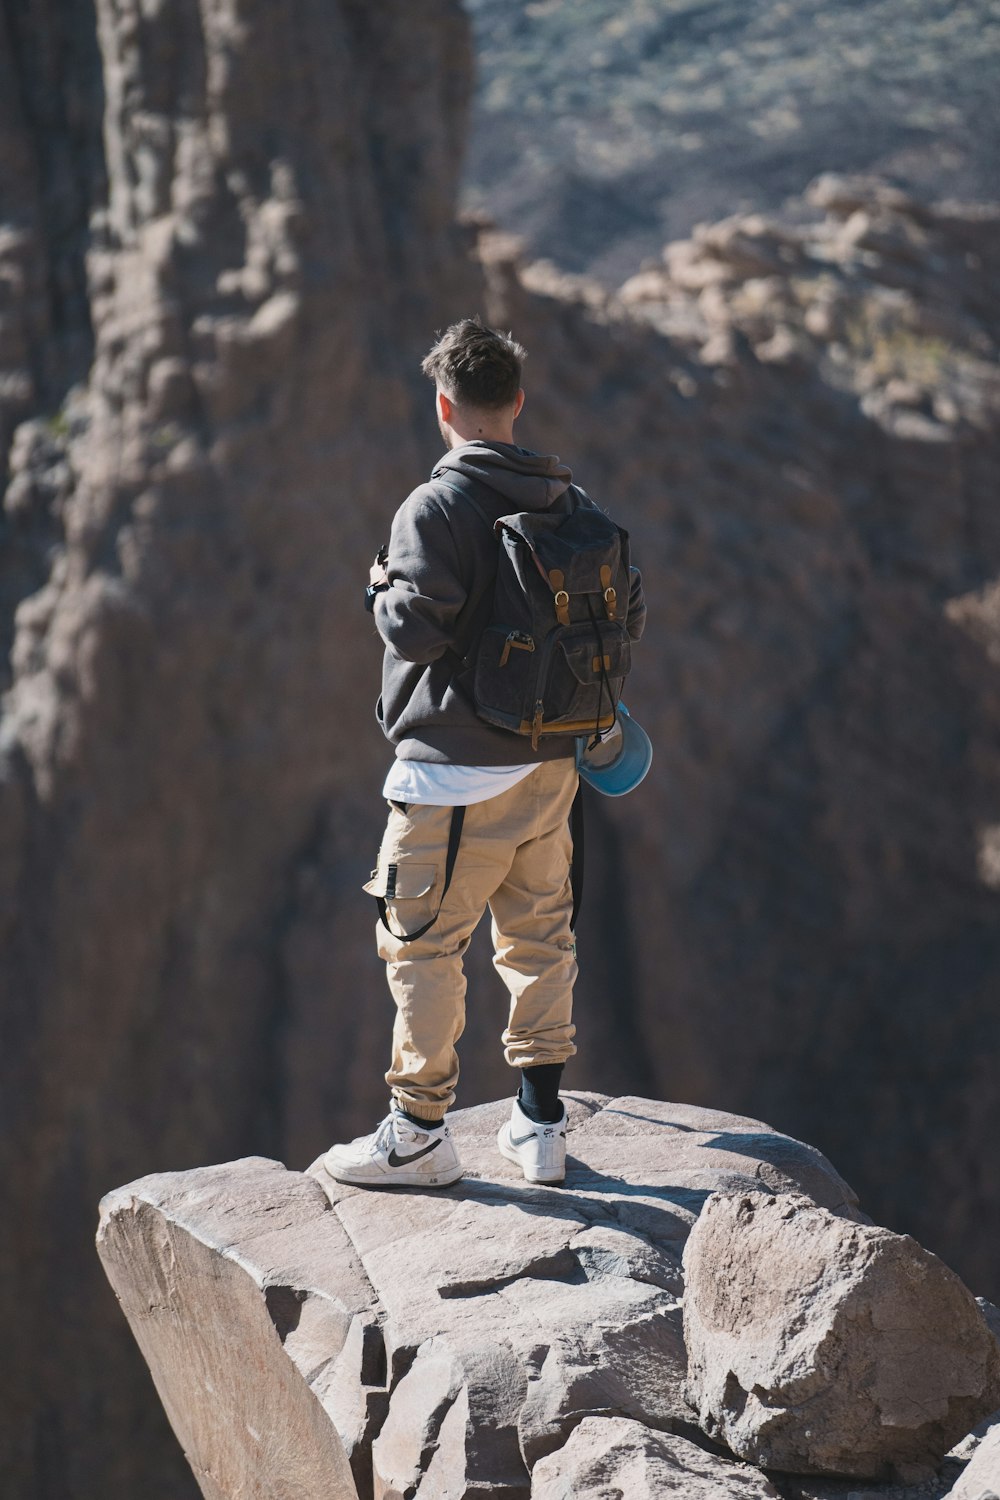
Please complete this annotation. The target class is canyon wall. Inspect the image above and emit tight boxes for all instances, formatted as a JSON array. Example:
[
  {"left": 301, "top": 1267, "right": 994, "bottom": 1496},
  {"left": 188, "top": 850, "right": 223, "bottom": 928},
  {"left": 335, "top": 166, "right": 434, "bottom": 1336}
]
[
  {"left": 2, "top": 2, "right": 999, "bottom": 1496},
  {"left": 477, "top": 182, "right": 1000, "bottom": 1289},
  {"left": 1, "top": 1, "right": 475, "bottom": 1493}
]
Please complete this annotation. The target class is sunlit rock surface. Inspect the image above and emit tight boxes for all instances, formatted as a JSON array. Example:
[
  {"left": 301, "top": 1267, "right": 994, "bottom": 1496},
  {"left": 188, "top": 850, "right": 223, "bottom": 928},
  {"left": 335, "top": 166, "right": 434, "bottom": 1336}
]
[
  {"left": 684, "top": 1190, "right": 1000, "bottom": 1480},
  {"left": 99, "top": 1095, "right": 1000, "bottom": 1499}
]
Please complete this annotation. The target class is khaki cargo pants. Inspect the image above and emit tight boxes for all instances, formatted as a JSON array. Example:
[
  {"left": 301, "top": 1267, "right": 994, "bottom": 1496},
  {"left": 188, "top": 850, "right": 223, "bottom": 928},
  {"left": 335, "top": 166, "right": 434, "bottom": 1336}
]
[{"left": 365, "top": 758, "right": 580, "bottom": 1121}]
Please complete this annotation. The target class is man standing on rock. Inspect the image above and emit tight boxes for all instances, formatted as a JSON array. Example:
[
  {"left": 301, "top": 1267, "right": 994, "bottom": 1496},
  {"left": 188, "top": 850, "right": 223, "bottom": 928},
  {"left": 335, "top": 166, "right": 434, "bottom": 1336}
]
[{"left": 324, "top": 318, "right": 645, "bottom": 1190}]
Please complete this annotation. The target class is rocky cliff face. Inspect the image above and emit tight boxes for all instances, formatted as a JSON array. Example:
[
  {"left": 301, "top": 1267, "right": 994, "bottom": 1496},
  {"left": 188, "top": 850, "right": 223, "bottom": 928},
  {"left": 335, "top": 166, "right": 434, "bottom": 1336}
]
[
  {"left": 0, "top": 2, "right": 475, "bottom": 1494},
  {"left": 3, "top": 2, "right": 1000, "bottom": 1497},
  {"left": 463, "top": 0, "right": 1000, "bottom": 282},
  {"left": 476, "top": 175, "right": 1000, "bottom": 1306}
]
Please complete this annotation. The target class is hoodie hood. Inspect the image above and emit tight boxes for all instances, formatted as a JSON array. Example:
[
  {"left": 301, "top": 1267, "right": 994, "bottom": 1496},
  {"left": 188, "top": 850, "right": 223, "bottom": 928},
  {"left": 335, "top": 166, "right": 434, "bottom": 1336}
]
[{"left": 433, "top": 440, "right": 573, "bottom": 511}]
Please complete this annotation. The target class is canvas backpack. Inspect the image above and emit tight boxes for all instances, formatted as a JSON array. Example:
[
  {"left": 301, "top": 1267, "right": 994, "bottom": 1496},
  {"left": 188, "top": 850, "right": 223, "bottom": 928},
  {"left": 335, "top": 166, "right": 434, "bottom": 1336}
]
[{"left": 444, "top": 480, "right": 634, "bottom": 750}]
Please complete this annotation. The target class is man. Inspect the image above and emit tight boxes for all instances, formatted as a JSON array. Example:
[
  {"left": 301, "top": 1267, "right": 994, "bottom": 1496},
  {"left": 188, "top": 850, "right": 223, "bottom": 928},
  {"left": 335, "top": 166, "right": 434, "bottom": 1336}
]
[{"left": 324, "top": 318, "right": 645, "bottom": 1189}]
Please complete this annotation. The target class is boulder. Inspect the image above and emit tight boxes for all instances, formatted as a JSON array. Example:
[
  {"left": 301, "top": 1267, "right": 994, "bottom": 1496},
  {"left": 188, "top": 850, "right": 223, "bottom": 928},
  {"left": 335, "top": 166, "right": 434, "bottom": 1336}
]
[
  {"left": 97, "top": 1158, "right": 370, "bottom": 1499},
  {"left": 529, "top": 1416, "right": 781, "bottom": 1499},
  {"left": 683, "top": 1191, "right": 1000, "bottom": 1480},
  {"left": 96, "top": 1094, "right": 863, "bottom": 1499}
]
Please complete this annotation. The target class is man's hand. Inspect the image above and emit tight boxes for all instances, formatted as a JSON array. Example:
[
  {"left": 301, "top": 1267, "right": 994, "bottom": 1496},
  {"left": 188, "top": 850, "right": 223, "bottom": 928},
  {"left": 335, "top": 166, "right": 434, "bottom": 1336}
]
[{"left": 365, "top": 552, "right": 390, "bottom": 614}]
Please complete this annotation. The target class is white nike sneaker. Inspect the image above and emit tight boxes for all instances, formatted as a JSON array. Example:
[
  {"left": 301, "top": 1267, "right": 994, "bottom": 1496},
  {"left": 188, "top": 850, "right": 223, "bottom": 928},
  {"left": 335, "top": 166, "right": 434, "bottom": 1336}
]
[
  {"left": 498, "top": 1097, "right": 568, "bottom": 1184},
  {"left": 324, "top": 1105, "right": 463, "bottom": 1188}
]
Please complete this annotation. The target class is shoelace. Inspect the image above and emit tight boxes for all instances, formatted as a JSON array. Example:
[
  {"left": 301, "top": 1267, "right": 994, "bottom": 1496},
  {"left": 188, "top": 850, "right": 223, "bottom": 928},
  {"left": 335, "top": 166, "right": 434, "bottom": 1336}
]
[
  {"left": 350, "top": 1113, "right": 394, "bottom": 1152},
  {"left": 355, "top": 1111, "right": 433, "bottom": 1153}
]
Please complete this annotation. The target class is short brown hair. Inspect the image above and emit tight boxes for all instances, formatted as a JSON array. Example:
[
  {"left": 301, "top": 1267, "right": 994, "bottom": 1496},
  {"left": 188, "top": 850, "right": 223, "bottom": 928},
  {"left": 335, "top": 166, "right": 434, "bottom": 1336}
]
[{"left": 421, "top": 317, "right": 526, "bottom": 409}]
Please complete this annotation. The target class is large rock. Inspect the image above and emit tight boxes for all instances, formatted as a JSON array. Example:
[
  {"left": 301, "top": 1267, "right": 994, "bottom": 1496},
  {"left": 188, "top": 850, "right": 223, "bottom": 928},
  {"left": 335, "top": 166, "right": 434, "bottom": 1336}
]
[
  {"left": 683, "top": 1191, "right": 1000, "bottom": 1479},
  {"left": 98, "top": 1159, "right": 368, "bottom": 1500},
  {"left": 96, "top": 1094, "right": 864, "bottom": 1499}
]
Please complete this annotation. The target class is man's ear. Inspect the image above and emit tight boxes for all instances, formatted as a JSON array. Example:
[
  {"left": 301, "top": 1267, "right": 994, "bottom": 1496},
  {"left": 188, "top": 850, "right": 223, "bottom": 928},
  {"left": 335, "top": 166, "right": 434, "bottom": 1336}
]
[
  {"left": 437, "top": 389, "right": 453, "bottom": 425},
  {"left": 513, "top": 388, "right": 525, "bottom": 420}
]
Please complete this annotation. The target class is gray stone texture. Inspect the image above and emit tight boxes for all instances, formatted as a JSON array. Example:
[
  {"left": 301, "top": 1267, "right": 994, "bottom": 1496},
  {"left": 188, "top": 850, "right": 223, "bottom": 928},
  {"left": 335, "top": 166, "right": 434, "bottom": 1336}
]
[
  {"left": 529, "top": 1417, "right": 782, "bottom": 1499},
  {"left": 98, "top": 1159, "right": 367, "bottom": 1500},
  {"left": 3, "top": 1, "right": 1000, "bottom": 1496},
  {"left": 97, "top": 1094, "right": 884, "bottom": 1499},
  {"left": 683, "top": 1191, "right": 1000, "bottom": 1480}
]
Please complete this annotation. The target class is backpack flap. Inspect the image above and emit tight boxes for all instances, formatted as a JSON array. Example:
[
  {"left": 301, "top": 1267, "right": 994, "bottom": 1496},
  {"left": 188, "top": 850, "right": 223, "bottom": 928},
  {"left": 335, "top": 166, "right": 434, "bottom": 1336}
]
[{"left": 497, "top": 508, "right": 627, "bottom": 584}]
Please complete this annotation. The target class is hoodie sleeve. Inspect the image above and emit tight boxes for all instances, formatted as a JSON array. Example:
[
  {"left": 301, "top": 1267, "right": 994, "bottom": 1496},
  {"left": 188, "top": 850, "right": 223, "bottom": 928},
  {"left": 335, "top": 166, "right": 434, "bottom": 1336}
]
[{"left": 373, "top": 485, "right": 467, "bottom": 664}]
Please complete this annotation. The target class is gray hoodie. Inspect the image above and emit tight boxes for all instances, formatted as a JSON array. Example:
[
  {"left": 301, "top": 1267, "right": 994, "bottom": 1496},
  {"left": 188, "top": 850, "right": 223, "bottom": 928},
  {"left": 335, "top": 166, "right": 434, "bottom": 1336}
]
[{"left": 374, "top": 441, "right": 646, "bottom": 765}]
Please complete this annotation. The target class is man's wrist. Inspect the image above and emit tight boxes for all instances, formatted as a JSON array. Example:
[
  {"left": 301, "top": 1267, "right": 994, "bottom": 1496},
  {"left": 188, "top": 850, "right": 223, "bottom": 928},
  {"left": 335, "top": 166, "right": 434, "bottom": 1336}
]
[{"left": 364, "top": 580, "right": 389, "bottom": 613}]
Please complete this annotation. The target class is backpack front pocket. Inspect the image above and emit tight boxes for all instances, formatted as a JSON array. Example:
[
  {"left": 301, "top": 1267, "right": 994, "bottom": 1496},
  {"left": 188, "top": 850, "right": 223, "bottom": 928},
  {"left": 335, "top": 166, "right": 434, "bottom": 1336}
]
[
  {"left": 543, "top": 622, "right": 631, "bottom": 723},
  {"left": 474, "top": 625, "right": 537, "bottom": 725}
]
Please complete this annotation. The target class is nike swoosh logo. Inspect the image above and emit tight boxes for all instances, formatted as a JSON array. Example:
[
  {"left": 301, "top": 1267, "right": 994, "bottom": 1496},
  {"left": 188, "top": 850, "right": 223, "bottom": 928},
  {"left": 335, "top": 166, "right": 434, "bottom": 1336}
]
[
  {"left": 510, "top": 1129, "right": 566, "bottom": 1146},
  {"left": 387, "top": 1141, "right": 441, "bottom": 1167}
]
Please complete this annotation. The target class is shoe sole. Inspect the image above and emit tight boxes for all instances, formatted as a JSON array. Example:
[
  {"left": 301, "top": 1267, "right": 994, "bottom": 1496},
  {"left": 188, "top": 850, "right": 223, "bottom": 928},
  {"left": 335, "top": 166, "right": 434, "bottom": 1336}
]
[
  {"left": 497, "top": 1127, "right": 565, "bottom": 1185},
  {"left": 323, "top": 1155, "right": 464, "bottom": 1188}
]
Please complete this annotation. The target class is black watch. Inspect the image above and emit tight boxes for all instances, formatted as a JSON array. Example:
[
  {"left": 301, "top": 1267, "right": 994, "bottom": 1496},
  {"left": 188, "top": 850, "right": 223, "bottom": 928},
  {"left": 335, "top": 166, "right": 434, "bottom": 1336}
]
[{"left": 364, "top": 580, "right": 389, "bottom": 614}]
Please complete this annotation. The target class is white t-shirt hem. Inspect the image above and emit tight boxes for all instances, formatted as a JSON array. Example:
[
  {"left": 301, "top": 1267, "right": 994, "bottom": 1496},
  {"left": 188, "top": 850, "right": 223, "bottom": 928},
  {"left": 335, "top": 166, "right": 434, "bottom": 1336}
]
[{"left": 382, "top": 759, "right": 539, "bottom": 807}]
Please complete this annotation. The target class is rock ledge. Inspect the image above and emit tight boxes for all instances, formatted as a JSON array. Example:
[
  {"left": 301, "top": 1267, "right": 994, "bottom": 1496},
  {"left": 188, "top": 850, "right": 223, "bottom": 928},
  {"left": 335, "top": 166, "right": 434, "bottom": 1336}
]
[{"left": 97, "top": 1095, "right": 995, "bottom": 1499}]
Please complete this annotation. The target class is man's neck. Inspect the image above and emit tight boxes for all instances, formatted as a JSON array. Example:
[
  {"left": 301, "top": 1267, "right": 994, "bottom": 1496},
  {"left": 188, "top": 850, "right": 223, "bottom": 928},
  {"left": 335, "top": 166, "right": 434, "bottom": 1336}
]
[{"left": 447, "top": 427, "right": 515, "bottom": 448}]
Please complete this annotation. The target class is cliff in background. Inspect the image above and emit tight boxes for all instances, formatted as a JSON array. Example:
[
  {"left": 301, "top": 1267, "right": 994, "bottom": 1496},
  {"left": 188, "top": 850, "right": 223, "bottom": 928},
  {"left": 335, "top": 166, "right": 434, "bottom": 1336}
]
[
  {"left": 1, "top": 2, "right": 476, "bottom": 1494},
  {"left": 464, "top": 0, "right": 1000, "bottom": 282},
  {"left": 476, "top": 176, "right": 1000, "bottom": 1297},
  {"left": 2, "top": 1, "right": 1000, "bottom": 1496}
]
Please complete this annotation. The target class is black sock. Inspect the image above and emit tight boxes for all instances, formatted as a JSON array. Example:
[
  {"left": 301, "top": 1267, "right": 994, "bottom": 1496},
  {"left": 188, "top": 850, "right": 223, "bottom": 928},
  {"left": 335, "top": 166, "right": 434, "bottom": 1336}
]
[
  {"left": 397, "top": 1106, "right": 443, "bottom": 1131},
  {"left": 518, "top": 1063, "right": 564, "bottom": 1123}
]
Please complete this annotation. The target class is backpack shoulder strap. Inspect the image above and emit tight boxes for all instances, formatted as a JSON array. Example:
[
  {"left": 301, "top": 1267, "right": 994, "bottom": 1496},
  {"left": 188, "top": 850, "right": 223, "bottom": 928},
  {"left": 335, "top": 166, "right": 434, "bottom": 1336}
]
[
  {"left": 426, "top": 472, "right": 503, "bottom": 667},
  {"left": 430, "top": 472, "right": 497, "bottom": 532},
  {"left": 429, "top": 472, "right": 588, "bottom": 665}
]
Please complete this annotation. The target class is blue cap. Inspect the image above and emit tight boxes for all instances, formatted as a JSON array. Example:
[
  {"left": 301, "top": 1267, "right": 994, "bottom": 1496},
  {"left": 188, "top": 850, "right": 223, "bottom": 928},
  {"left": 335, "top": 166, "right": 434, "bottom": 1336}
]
[{"left": 575, "top": 704, "right": 652, "bottom": 796}]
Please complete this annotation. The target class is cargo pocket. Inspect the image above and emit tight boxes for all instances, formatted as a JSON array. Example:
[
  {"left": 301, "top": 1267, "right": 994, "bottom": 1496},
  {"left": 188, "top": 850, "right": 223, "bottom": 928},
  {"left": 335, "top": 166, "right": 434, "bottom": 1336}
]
[{"left": 364, "top": 860, "right": 439, "bottom": 942}]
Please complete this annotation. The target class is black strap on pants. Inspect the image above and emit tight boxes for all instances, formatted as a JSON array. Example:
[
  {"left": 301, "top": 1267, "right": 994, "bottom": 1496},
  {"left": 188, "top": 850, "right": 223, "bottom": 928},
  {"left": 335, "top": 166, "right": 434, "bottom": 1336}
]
[
  {"left": 375, "top": 786, "right": 585, "bottom": 943},
  {"left": 377, "top": 805, "right": 466, "bottom": 943},
  {"left": 569, "top": 783, "right": 584, "bottom": 931}
]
